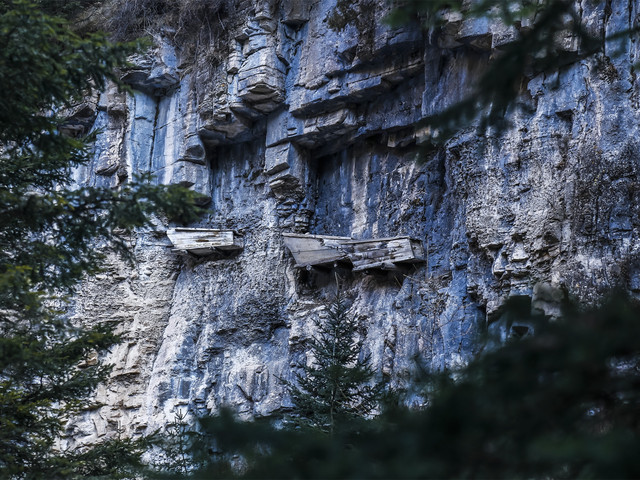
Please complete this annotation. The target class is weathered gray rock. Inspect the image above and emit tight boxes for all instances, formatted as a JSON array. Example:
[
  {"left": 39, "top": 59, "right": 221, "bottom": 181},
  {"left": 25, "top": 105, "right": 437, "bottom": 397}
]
[{"left": 66, "top": 0, "right": 640, "bottom": 450}]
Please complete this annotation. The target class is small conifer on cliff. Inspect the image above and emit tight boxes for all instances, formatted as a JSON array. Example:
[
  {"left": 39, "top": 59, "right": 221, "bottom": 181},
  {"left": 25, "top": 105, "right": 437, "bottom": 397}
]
[{"left": 285, "top": 294, "right": 385, "bottom": 434}]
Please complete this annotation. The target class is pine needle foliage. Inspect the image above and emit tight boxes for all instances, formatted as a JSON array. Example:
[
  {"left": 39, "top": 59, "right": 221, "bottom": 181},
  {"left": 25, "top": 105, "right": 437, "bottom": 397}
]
[
  {"left": 63, "top": 435, "right": 150, "bottom": 479},
  {"left": 153, "top": 409, "right": 204, "bottom": 476},
  {"left": 177, "top": 294, "right": 640, "bottom": 479},
  {"left": 0, "top": 1, "right": 205, "bottom": 477},
  {"left": 286, "top": 295, "right": 384, "bottom": 434}
]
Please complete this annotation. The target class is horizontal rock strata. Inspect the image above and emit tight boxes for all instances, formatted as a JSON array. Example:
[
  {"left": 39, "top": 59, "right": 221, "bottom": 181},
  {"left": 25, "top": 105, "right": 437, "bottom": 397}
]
[{"left": 65, "top": 0, "right": 640, "bottom": 449}]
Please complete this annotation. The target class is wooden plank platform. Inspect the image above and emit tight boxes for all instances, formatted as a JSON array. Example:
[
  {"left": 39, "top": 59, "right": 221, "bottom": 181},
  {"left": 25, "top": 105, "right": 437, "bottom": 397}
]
[
  {"left": 167, "top": 228, "right": 243, "bottom": 256},
  {"left": 282, "top": 233, "right": 351, "bottom": 267},
  {"left": 347, "top": 237, "right": 424, "bottom": 271},
  {"left": 282, "top": 233, "right": 424, "bottom": 271}
]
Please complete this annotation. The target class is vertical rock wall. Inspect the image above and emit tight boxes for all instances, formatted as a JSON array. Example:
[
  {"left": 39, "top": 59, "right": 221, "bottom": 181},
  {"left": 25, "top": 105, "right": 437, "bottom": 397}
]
[{"left": 67, "top": 0, "right": 640, "bottom": 447}]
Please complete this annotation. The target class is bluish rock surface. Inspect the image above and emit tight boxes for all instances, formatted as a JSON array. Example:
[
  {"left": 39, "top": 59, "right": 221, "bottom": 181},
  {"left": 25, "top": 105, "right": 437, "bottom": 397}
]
[{"left": 65, "top": 0, "right": 640, "bottom": 447}]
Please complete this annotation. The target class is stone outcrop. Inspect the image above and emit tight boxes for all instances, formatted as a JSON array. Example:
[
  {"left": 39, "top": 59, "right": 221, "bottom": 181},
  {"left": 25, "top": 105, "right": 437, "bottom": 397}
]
[{"left": 65, "top": 0, "right": 640, "bottom": 449}]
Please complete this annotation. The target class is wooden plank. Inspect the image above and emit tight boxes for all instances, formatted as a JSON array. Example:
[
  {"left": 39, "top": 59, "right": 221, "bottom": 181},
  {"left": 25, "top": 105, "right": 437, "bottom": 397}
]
[
  {"left": 341, "top": 236, "right": 413, "bottom": 244},
  {"left": 215, "top": 236, "right": 244, "bottom": 251},
  {"left": 350, "top": 238, "right": 424, "bottom": 271},
  {"left": 353, "top": 260, "right": 396, "bottom": 271},
  {"left": 282, "top": 233, "right": 352, "bottom": 241},
  {"left": 171, "top": 246, "right": 216, "bottom": 256},
  {"left": 167, "top": 228, "right": 243, "bottom": 256},
  {"left": 282, "top": 233, "right": 351, "bottom": 267},
  {"left": 282, "top": 233, "right": 425, "bottom": 270},
  {"left": 351, "top": 241, "right": 400, "bottom": 271},
  {"left": 168, "top": 228, "right": 233, "bottom": 244},
  {"left": 408, "top": 239, "right": 425, "bottom": 261}
]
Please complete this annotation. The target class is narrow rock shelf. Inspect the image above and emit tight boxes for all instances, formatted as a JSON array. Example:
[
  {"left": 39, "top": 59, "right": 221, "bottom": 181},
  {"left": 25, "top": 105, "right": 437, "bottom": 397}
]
[
  {"left": 167, "top": 228, "right": 244, "bottom": 256},
  {"left": 283, "top": 233, "right": 425, "bottom": 271}
]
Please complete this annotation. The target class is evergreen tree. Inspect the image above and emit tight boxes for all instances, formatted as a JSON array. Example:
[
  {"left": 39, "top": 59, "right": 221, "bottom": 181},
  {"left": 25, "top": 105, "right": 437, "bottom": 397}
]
[
  {"left": 286, "top": 295, "right": 384, "bottom": 434},
  {"left": 182, "top": 294, "right": 640, "bottom": 479},
  {"left": 153, "top": 409, "right": 204, "bottom": 476},
  {"left": 0, "top": 1, "right": 204, "bottom": 477}
]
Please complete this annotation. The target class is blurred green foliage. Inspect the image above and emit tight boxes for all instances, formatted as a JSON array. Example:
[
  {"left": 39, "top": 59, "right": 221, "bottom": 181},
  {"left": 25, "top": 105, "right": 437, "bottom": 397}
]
[
  {"left": 178, "top": 293, "right": 640, "bottom": 479},
  {"left": 150, "top": 409, "right": 205, "bottom": 477},
  {"left": 0, "top": 1, "right": 204, "bottom": 477}
]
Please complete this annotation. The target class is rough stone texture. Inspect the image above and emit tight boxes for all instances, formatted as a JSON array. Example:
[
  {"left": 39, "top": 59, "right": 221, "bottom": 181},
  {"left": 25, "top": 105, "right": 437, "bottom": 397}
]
[{"left": 66, "top": 0, "right": 640, "bottom": 448}]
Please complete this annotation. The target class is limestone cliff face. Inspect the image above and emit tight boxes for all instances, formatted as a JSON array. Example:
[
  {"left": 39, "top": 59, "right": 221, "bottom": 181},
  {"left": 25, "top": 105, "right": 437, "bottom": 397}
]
[{"left": 66, "top": 0, "right": 640, "bottom": 446}]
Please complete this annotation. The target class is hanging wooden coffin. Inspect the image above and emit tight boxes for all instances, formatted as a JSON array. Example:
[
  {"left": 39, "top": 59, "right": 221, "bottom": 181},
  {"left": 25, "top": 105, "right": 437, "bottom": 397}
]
[
  {"left": 283, "top": 233, "right": 424, "bottom": 271},
  {"left": 282, "top": 233, "right": 352, "bottom": 268},
  {"left": 167, "top": 228, "right": 244, "bottom": 256}
]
